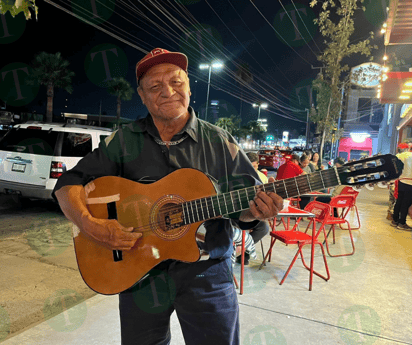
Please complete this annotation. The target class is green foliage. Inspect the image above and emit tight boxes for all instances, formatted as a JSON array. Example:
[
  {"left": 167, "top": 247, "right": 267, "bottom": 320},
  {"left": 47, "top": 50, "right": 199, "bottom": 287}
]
[
  {"left": 0, "top": 0, "right": 38, "bottom": 20},
  {"left": 107, "top": 77, "right": 134, "bottom": 101},
  {"left": 26, "top": 52, "right": 75, "bottom": 122},
  {"left": 27, "top": 52, "right": 75, "bottom": 93},
  {"left": 246, "top": 120, "right": 266, "bottom": 141},
  {"left": 310, "top": 0, "right": 376, "bottom": 159},
  {"left": 214, "top": 115, "right": 241, "bottom": 135}
]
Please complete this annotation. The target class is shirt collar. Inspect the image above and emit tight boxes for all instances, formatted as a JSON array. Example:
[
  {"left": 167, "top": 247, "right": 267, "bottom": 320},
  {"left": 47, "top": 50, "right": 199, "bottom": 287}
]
[{"left": 131, "top": 106, "right": 198, "bottom": 143}]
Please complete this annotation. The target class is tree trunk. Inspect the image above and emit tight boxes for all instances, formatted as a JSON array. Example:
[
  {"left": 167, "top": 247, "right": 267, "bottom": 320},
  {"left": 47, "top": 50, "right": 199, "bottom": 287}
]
[
  {"left": 319, "top": 95, "right": 333, "bottom": 163},
  {"left": 116, "top": 96, "right": 121, "bottom": 128},
  {"left": 46, "top": 84, "right": 54, "bottom": 123}
]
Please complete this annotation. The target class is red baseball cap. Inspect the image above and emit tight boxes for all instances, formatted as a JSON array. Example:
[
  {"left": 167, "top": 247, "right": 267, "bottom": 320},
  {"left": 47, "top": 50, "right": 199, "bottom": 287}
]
[
  {"left": 135, "top": 48, "right": 188, "bottom": 84},
  {"left": 398, "top": 142, "right": 409, "bottom": 149}
]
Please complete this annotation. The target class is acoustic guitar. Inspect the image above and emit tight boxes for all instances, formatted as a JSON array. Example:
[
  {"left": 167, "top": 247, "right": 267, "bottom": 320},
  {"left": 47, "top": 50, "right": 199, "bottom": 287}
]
[{"left": 73, "top": 154, "right": 403, "bottom": 294}]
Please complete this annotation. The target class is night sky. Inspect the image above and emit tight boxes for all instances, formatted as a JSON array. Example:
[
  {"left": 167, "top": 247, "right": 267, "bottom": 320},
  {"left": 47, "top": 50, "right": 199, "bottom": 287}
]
[{"left": 0, "top": 0, "right": 387, "bottom": 137}]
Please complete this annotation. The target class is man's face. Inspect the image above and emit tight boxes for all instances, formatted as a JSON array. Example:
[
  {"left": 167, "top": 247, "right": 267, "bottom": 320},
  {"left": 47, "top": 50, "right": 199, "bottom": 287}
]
[
  {"left": 251, "top": 161, "right": 259, "bottom": 171},
  {"left": 138, "top": 63, "right": 191, "bottom": 121}
]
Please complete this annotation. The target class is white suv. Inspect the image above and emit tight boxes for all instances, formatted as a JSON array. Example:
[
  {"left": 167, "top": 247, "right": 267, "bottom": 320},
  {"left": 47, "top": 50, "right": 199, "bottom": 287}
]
[{"left": 0, "top": 122, "right": 113, "bottom": 201}]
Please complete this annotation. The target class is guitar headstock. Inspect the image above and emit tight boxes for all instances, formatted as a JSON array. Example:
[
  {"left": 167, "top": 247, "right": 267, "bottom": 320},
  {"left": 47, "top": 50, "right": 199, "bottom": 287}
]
[{"left": 338, "top": 154, "right": 403, "bottom": 187}]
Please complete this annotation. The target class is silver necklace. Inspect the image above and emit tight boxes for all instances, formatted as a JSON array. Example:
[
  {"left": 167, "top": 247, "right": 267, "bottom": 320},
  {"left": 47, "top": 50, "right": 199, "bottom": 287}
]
[{"left": 155, "top": 134, "right": 188, "bottom": 146}]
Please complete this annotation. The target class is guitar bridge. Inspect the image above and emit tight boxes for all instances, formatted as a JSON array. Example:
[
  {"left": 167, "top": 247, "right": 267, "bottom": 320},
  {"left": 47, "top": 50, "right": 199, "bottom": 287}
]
[{"left": 164, "top": 208, "right": 184, "bottom": 231}]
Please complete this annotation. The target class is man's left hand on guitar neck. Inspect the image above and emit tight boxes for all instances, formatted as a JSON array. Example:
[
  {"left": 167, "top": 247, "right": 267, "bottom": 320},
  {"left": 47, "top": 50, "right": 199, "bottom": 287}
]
[{"left": 240, "top": 191, "right": 283, "bottom": 222}]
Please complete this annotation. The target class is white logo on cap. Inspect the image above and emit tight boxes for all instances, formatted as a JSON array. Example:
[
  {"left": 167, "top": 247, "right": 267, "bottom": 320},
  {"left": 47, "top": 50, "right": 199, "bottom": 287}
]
[{"left": 151, "top": 48, "right": 164, "bottom": 56}]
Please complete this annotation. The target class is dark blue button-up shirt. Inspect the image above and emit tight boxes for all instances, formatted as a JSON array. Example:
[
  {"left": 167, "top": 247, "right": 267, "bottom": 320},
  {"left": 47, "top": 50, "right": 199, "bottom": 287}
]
[{"left": 53, "top": 107, "right": 260, "bottom": 259}]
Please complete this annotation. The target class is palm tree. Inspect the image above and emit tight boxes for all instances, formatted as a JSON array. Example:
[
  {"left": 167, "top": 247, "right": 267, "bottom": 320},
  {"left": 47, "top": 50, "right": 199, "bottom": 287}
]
[
  {"left": 28, "top": 52, "right": 75, "bottom": 123},
  {"left": 107, "top": 77, "right": 134, "bottom": 128},
  {"left": 247, "top": 120, "right": 266, "bottom": 146},
  {"left": 215, "top": 115, "right": 241, "bottom": 135}
]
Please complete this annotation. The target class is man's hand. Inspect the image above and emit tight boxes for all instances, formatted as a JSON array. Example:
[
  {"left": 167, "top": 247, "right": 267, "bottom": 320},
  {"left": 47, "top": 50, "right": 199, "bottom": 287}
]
[
  {"left": 248, "top": 191, "right": 283, "bottom": 220},
  {"left": 55, "top": 185, "right": 142, "bottom": 251},
  {"left": 82, "top": 216, "right": 142, "bottom": 251},
  {"left": 268, "top": 176, "right": 275, "bottom": 183}
]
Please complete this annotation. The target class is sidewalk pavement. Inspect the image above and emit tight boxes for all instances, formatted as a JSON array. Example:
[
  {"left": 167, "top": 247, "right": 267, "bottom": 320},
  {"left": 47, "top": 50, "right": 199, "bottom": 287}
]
[{"left": 2, "top": 187, "right": 412, "bottom": 345}]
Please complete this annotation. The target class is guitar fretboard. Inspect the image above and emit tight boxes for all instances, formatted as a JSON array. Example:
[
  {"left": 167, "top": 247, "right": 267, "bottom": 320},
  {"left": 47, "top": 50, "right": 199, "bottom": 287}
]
[{"left": 181, "top": 167, "right": 341, "bottom": 225}]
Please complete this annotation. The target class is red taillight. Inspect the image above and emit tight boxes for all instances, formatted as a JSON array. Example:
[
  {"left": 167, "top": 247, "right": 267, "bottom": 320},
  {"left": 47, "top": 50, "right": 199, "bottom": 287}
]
[
  {"left": 50, "top": 161, "right": 66, "bottom": 178},
  {"left": 27, "top": 126, "right": 42, "bottom": 130}
]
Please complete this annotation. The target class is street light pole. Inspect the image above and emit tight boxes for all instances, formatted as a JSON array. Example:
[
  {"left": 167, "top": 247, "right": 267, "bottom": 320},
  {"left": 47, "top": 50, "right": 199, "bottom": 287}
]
[
  {"left": 200, "top": 62, "right": 224, "bottom": 122},
  {"left": 305, "top": 108, "right": 309, "bottom": 149},
  {"left": 253, "top": 103, "right": 268, "bottom": 121},
  {"left": 205, "top": 66, "right": 212, "bottom": 122}
]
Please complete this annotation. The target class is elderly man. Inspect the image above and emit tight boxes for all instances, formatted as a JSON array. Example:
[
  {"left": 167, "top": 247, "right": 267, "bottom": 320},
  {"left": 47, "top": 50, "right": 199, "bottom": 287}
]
[{"left": 53, "top": 48, "right": 283, "bottom": 345}]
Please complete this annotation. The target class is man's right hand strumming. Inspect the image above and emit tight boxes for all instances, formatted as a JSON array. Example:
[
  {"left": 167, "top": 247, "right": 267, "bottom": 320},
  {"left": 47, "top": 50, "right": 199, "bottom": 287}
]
[{"left": 55, "top": 185, "right": 142, "bottom": 251}]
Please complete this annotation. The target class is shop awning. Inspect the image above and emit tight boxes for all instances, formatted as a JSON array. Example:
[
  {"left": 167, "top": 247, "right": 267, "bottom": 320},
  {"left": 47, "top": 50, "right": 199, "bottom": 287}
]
[
  {"left": 397, "top": 104, "right": 412, "bottom": 130},
  {"left": 379, "top": 71, "right": 412, "bottom": 104},
  {"left": 385, "top": 0, "right": 412, "bottom": 45}
]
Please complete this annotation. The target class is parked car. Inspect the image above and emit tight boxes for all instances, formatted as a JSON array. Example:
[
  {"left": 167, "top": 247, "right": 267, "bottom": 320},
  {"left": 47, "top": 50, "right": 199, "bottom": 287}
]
[
  {"left": 258, "top": 149, "right": 283, "bottom": 170},
  {"left": 0, "top": 122, "right": 113, "bottom": 201}
]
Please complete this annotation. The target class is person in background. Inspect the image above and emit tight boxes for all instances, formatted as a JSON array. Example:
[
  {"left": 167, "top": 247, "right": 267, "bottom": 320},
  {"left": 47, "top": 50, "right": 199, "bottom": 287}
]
[
  {"left": 276, "top": 153, "right": 305, "bottom": 180},
  {"left": 310, "top": 152, "right": 325, "bottom": 171},
  {"left": 312, "top": 157, "right": 346, "bottom": 217},
  {"left": 391, "top": 143, "right": 412, "bottom": 230},
  {"left": 298, "top": 153, "right": 313, "bottom": 209},
  {"left": 299, "top": 154, "right": 312, "bottom": 174},
  {"left": 303, "top": 150, "right": 316, "bottom": 173},
  {"left": 231, "top": 152, "right": 274, "bottom": 265},
  {"left": 246, "top": 152, "right": 275, "bottom": 184}
]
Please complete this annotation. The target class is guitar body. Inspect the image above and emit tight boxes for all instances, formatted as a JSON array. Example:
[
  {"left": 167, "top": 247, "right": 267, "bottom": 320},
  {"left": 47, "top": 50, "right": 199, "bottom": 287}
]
[{"left": 73, "top": 168, "right": 217, "bottom": 295}]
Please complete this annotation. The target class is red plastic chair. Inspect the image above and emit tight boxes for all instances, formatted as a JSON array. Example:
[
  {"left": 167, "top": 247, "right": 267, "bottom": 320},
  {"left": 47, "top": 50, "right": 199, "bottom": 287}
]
[
  {"left": 338, "top": 186, "right": 361, "bottom": 230},
  {"left": 322, "top": 195, "right": 356, "bottom": 257},
  {"left": 259, "top": 201, "right": 331, "bottom": 291}
]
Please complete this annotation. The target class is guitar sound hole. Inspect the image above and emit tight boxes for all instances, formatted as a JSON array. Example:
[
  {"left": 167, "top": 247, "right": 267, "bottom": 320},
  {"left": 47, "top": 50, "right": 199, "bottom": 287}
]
[{"left": 158, "top": 203, "right": 184, "bottom": 232}]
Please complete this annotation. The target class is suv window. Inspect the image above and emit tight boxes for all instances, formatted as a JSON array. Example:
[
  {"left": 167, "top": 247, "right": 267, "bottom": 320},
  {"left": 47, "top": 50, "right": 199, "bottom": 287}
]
[
  {"left": 0, "top": 128, "right": 58, "bottom": 155},
  {"left": 61, "top": 132, "right": 92, "bottom": 157}
]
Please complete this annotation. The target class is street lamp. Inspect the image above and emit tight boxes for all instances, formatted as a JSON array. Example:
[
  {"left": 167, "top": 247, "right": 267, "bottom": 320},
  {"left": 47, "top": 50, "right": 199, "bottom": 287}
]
[
  {"left": 253, "top": 103, "right": 268, "bottom": 120},
  {"left": 199, "top": 61, "right": 224, "bottom": 122}
]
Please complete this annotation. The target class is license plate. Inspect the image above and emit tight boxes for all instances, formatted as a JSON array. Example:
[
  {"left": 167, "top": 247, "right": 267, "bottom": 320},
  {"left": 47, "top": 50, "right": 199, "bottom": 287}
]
[{"left": 12, "top": 163, "right": 26, "bottom": 173}]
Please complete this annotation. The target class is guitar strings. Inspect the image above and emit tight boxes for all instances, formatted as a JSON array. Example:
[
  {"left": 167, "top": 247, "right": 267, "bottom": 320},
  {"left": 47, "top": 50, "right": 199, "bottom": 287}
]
[
  {"left": 130, "top": 166, "right": 351, "bottom": 232},
  {"left": 130, "top": 157, "right": 386, "bottom": 232},
  {"left": 130, "top": 164, "right": 374, "bottom": 231}
]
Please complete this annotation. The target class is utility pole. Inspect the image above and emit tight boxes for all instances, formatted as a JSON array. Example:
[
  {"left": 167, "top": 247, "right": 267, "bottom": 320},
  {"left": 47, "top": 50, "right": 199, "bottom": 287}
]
[{"left": 305, "top": 108, "right": 310, "bottom": 149}]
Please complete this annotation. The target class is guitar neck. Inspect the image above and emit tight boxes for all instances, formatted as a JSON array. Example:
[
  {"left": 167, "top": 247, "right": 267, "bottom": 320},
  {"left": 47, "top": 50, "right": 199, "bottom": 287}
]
[{"left": 181, "top": 168, "right": 341, "bottom": 225}]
